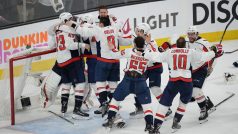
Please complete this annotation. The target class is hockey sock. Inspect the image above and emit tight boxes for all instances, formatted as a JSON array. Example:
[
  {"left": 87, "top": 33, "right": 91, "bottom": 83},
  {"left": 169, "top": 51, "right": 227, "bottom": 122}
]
[
  {"left": 74, "top": 95, "right": 84, "bottom": 109},
  {"left": 99, "top": 91, "right": 108, "bottom": 104},
  {"left": 108, "top": 99, "right": 120, "bottom": 119},
  {"left": 61, "top": 94, "right": 69, "bottom": 104},
  {"left": 197, "top": 100, "right": 206, "bottom": 110},
  {"left": 154, "top": 104, "right": 169, "bottom": 126},
  {"left": 174, "top": 113, "right": 183, "bottom": 123},
  {"left": 142, "top": 103, "right": 153, "bottom": 125}
]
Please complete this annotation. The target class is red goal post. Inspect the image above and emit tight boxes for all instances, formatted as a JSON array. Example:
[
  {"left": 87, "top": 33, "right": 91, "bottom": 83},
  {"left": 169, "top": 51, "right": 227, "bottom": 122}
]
[{"left": 8, "top": 49, "right": 56, "bottom": 125}]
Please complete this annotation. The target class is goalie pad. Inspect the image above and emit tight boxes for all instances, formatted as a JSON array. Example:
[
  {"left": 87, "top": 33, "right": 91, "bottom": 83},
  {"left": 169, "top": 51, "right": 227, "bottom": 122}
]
[{"left": 40, "top": 70, "right": 61, "bottom": 108}]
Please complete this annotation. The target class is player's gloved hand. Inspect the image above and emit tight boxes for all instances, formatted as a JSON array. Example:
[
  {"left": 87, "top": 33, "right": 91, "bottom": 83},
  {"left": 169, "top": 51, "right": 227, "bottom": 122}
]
[
  {"left": 210, "top": 44, "right": 223, "bottom": 58},
  {"left": 159, "top": 42, "right": 171, "bottom": 52}
]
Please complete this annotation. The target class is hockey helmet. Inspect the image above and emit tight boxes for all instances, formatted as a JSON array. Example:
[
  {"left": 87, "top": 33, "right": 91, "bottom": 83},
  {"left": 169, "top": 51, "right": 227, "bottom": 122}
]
[
  {"left": 59, "top": 12, "right": 73, "bottom": 23},
  {"left": 81, "top": 14, "right": 94, "bottom": 24},
  {"left": 135, "top": 23, "right": 151, "bottom": 36}
]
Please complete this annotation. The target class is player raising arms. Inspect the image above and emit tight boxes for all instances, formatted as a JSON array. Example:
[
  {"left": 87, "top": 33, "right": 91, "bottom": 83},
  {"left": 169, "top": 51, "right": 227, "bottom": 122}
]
[
  {"left": 186, "top": 26, "right": 219, "bottom": 123},
  {"left": 103, "top": 36, "right": 154, "bottom": 133},
  {"left": 143, "top": 37, "right": 223, "bottom": 133}
]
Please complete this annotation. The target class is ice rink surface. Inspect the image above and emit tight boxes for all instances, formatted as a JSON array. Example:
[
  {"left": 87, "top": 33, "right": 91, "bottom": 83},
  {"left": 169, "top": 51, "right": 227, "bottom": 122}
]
[{"left": 0, "top": 40, "right": 238, "bottom": 134}]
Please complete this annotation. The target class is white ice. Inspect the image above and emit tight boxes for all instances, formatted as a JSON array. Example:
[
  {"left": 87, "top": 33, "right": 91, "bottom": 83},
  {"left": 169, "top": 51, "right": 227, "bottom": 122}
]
[{"left": 0, "top": 40, "right": 238, "bottom": 134}]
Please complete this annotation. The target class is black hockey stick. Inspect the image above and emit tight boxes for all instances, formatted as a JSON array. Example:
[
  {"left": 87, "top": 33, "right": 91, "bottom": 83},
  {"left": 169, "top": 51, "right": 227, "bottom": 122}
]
[
  {"left": 219, "top": 16, "right": 238, "bottom": 54},
  {"left": 48, "top": 110, "right": 74, "bottom": 125},
  {"left": 224, "top": 49, "right": 238, "bottom": 54},
  {"left": 209, "top": 92, "right": 235, "bottom": 114},
  {"left": 220, "top": 16, "right": 235, "bottom": 44}
]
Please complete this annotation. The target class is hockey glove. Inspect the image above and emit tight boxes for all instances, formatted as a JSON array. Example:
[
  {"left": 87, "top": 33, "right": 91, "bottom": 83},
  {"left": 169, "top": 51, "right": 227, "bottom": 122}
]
[
  {"left": 159, "top": 42, "right": 171, "bottom": 52},
  {"left": 210, "top": 44, "right": 223, "bottom": 58}
]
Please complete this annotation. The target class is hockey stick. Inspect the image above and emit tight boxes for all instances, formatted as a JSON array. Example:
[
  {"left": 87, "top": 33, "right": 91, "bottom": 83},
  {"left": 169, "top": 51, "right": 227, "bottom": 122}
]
[
  {"left": 224, "top": 49, "right": 238, "bottom": 54},
  {"left": 220, "top": 16, "right": 235, "bottom": 44},
  {"left": 48, "top": 110, "right": 74, "bottom": 125},
  {"left": 219, "top": 16, "right": 238, "bottom": 54},
  {"left": 209, "top": 92, "right": 235, "bottom": 114}
]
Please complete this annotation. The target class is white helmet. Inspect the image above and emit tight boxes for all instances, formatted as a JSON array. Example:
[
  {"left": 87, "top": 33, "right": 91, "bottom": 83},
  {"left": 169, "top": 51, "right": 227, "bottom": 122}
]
[
  {"left": 187, "top": 26, "right": 198, "bottom": 34},
  {"left": 135, "top": 23, "right": 151, "bottom": 35},
  {"left": 59, "top": 12, "right": 73, "bottom": 23},
  {"left": 81, "top": 14, "right": 94, "bottom": 24}
]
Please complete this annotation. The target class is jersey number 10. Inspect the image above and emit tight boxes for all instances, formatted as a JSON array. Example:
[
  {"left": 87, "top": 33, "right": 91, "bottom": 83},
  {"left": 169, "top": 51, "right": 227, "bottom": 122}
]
[{"left": 173, "top": 54, "right": 187, "bottom": 70}]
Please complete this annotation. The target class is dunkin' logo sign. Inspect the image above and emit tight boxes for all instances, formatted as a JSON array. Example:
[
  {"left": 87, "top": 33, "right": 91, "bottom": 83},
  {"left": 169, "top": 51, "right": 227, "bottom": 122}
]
[{"left": 0, "top": 31, "right": 49, "bottom": 64}]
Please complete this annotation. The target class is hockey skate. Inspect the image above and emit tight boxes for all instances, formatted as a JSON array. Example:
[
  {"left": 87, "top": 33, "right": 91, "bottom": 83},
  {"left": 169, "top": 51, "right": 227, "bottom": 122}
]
[
  {"left": 206, "top": 96, "right": 215, "bottom": 113},
  {"left": 102, "top": 115, "right": 126, "bottom": 132},
  {"left": 61, "top": 101, "right": 68, "bottom": 116},
  {"left": 144, "top": 123, "right": 154, "bottom": 134},
  {"left": 102, "top": 117, "right": 115, "bottom": 132},
  {"left": 152, "top": 124, "right": 161, "bottom": 134},
  {"left": 94, "top": 107, "right": 102, "bottom": 115},
  {"left": 72, "top": 107, "right": 90, "bottom": 120},
  {"left": 171, "top": 118, "right": 181, "bottom": 133},
  {"left": 199, "top": 107, "right": 208, "bottom": 124},
  {"left": 129, "top": 107, "right": 143, "bottom": 119}
]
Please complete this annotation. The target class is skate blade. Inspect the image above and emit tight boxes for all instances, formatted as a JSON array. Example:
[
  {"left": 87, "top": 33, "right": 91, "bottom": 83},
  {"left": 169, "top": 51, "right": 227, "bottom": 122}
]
[
  {"left": 115, "top": 122, "right": 127, "bottom": 128},
  {"left": 208, "top": 107, "right": 216, "bottom": 114},
  {"left": 104, "top": 127, "right": 111, "bottom": 134},
  {"left": 72, "top": 114, "right": 91, "bottom": 120},
  {"left": 129, "top": 113, "right": 144, "bottom": 119},
  {"left": 171, "top": 128, "right": 179, "bottom": 133},
  {"left": 199, "top": 119, "right": 208, "bottom": 124}
]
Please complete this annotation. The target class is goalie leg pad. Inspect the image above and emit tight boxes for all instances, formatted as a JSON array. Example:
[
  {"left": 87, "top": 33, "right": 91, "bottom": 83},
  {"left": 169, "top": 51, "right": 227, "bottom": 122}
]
[{"left": 40, "top": 71, "right": 61, "bottom": 108}]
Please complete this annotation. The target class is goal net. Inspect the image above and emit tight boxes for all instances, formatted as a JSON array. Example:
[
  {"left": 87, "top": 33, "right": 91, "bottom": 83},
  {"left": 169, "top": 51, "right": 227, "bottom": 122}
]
[{"left": 0, "top": 49, "right": 56, "bottom": 125}]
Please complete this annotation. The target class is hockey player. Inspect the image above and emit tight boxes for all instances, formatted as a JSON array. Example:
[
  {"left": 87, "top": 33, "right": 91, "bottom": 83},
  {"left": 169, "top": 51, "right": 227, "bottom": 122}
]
[
  {"left": 186, "top": 26, "right": 220, "bottom": 122},
  {"left": 67, "top": 16, "right": 122, "bottom": 115},
  {"left": 66, "top": 15, "right": 133, "bottom": 115},
  {"left": 103, "top": 36, "right": 154, "bottom": 133},
  {"left": 129, "top": 23, "right": 167, "bottom": 118},
  {"left": 78, "top": 14, "right": 98, "bottom": 109},
  {"left": 143, "top": 37, "right": 223, "bottom": 133},
  {"left": 54, "top": 12, "right": 91, "bottom": 119}
]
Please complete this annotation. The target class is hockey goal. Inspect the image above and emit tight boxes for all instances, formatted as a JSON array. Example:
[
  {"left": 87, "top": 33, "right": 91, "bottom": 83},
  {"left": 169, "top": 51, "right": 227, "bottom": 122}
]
[{"left": 0, "top": 49, "right": 56, "bottom": 125}]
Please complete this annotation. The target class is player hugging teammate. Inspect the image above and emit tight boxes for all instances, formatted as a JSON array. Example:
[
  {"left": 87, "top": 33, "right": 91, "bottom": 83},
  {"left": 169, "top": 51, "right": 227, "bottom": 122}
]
[{"left": 40, "top": 6, "right": 224, "bottom": 134}]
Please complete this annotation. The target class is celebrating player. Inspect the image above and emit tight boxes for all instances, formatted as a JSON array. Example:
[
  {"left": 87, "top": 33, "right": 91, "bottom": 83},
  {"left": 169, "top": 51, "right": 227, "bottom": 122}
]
[{"left": 144, "top": 37, "right": 223, "bottom": 133}]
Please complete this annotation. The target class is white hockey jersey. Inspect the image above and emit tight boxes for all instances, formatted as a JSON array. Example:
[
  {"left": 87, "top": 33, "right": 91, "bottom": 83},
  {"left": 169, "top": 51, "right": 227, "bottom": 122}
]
[
  {"left": 109, "top": 48, "right": 149, "bottom": 74},
  {"left": 145, "top": 40, "right": 163, "bottom": 69},
  {"left": 144, "top": 48, "right": 215, "bottom": 82},
  {"left": 55, "top": 25, "right": 85, "bottom": 67},
  {"left": 186, "top": 36, "right": 212, "bottom": 72},
  {"left": 76, "top": 24, "right": 121, "bottom": 61}
]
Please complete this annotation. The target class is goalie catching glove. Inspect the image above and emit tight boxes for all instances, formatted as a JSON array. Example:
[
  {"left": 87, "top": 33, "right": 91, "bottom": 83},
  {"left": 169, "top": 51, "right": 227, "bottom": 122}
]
[{"left": 210, "top": 44, "right": 223, "bottom": 58}]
